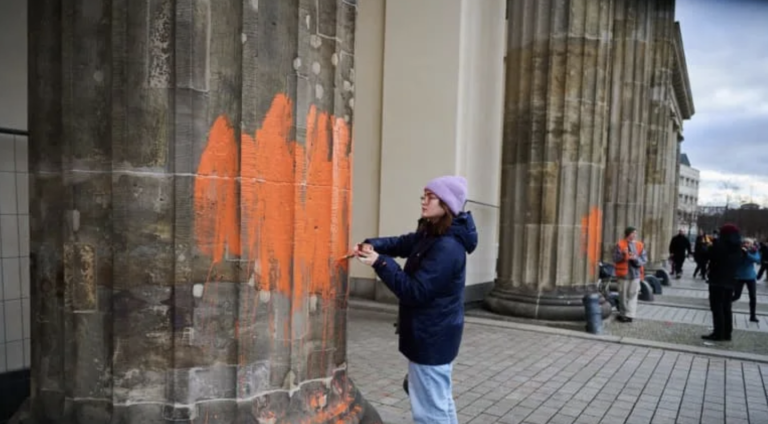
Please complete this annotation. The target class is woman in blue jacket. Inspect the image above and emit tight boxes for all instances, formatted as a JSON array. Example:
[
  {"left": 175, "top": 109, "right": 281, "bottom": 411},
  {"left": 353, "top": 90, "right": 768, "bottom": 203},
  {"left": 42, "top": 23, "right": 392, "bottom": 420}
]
[
  {"left": 734, "top": 237, "right": 760, "bottom": 322},
  {"left": 733, "top": 238, "right": 760, "bottom": 322},
  {"left": 355, "top": 175, "right": 478, "bottom": 424}
]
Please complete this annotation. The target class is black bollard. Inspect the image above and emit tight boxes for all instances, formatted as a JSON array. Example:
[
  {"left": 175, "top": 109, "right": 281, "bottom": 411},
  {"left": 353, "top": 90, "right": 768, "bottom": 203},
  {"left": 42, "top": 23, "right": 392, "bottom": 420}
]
[{"left": 582, "top": 293, "right": 603, "bottom": 335}]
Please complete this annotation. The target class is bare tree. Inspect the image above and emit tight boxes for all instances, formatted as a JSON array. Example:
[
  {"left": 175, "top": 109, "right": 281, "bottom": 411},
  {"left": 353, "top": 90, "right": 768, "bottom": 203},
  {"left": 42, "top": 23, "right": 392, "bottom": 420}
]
[{"left": 698, "top": 207, "right": 768, "bottom": 240}]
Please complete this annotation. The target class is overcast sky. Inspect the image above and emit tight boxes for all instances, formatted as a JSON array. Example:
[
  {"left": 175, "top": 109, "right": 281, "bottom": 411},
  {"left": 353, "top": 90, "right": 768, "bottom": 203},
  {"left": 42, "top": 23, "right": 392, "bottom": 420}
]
[{"left": 677, "top": 0, "right": 768, "bottom": 206}]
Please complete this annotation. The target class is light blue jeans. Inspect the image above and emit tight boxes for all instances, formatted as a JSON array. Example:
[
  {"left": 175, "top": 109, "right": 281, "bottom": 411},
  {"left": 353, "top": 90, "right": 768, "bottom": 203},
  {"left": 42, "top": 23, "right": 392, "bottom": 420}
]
[{"left": 407, "top": 362, "right": 458, "bottom": 424}]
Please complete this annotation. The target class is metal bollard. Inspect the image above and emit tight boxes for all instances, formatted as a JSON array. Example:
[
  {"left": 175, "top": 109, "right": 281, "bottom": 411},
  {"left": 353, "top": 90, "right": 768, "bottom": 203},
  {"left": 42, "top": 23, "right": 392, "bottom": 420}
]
[{"left": 582, "top": 293, "right": 603, "bottom": 335}]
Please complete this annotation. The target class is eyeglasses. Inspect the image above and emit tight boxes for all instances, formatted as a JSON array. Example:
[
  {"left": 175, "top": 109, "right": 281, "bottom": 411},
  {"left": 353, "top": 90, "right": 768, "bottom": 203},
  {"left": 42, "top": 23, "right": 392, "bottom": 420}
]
[{"left": 420, "top": 195, "right": 438, "bottom": 204}]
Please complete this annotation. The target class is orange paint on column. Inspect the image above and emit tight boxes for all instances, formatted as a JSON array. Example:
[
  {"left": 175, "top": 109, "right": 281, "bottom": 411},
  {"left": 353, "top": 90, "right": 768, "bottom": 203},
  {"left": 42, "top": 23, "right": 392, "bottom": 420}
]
[
  {"left": 241, "top": 94, "right": 295, "bottom": 295},
  {"left": 302, "top": 106, "right": 334, "bottom": 298},
  {"left": 240, "top": 132, "right": 257, "bottom": 277},
  {"left": 331, "top": 117, "right": 353, "bottom": 276},
  {"left": 194, "top": 115, "right": 241, "bottom": 263},
  {"left": 195, "top": 95, "right": 353, "bottom": 302},
  {"left": 192, "top": 93, "right": 359, "bottom": 403},
  {"left": 581, "top": 207, "right": 603, "bottom": 278}
]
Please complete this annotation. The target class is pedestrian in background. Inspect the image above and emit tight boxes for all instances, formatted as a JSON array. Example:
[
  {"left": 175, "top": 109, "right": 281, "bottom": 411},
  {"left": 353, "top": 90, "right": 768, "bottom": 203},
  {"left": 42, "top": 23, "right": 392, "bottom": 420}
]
[
  {"left": 756, "top": 238, "right": 768, "bottom": 282},
  {"left": 669, "top": 229, "right": 692, "bottom": 279},
  {"left": 355, "top": 175, "right": 478, "bottom": 424},
  {"left": 613, "top": 226, "right": 647, "bottom": 323},
  {"left": 693, "top": 229, "right": 711, "bottom": 280},
  {"left": 734, "top": 237, "right": 760, "bottom": 323},
  {"left": 703, "top": 223, "right": 743, "bottom": 342}
]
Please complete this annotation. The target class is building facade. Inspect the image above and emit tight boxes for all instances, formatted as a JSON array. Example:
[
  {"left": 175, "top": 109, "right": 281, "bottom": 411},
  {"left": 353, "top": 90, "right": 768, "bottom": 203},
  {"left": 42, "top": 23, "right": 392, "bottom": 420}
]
[
  {"left": 678, "top": 153, "right": 701, "bottom": 237},
  {"left": 2, "top": 0, "right": 693, "bottom": 422}
]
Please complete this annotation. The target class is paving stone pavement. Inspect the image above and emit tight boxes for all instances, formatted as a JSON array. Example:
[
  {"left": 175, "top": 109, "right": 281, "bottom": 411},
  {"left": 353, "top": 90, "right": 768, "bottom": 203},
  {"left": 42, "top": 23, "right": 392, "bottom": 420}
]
[
  {"left": 348, "top": 309, "right": 768, "bottom": 424},
  {"left": 633, "top": 304, "right": 768, "bottom": 333},
  {"left": 662, "top": 287, "right": 768, "bottom": 305},
  {"left": 634, "top": 274, "right": 768, "bottom": 333}
]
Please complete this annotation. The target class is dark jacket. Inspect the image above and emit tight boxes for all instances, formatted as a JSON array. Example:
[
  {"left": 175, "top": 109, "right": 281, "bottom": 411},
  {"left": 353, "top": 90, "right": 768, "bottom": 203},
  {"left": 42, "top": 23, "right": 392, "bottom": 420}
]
[
  {"left": 760, "top": 243, "right": 768, "bottom": 264},
  {"left": 707, "top": 232, "right": 743, "bottom": 288},
  {"left": 669, "top": 234, "right": 692, "bottom": 257},
  {"left": 366, "top": 212, "right": 478, "bottom": 366},
  {"left": 694, "top": 236, "right": 710, "bottom": 262}
]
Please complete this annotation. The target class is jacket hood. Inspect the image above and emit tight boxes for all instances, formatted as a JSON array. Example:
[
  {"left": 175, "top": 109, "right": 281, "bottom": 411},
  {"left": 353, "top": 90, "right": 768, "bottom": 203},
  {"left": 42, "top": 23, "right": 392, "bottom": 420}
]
[{"left": 447, "top": 211, "right": 478, "bottom": 254}]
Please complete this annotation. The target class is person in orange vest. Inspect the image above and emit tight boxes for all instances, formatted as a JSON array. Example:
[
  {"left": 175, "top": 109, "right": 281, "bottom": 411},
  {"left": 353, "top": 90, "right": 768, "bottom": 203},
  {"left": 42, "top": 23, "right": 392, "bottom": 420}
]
[{"left": 613, "top": 226, "right": 648, "bottom": 323}]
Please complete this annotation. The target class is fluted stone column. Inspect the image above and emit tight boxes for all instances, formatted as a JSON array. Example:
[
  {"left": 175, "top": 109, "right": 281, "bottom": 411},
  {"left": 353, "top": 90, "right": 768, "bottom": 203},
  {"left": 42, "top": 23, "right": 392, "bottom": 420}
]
[
  {"left": 642, "top": 0, "right": 676, "bottom": 267},
  {"left": 486, "top": 0, "right": 614, "bottom": 321},
  {"left": 658, "top": 121, "right": 678, "bottom": 256},
  {"left": 28, "top": 1, "right": 380, "bottom": 423},
  {"left": 601, "top": 0, "right": 655, "bottom": 260},
  {"left": 663, "top": 128, "right": 683, "bottom": 245},
  {"left": 672, "top": 135, "right": 683, "bottom": 233}
]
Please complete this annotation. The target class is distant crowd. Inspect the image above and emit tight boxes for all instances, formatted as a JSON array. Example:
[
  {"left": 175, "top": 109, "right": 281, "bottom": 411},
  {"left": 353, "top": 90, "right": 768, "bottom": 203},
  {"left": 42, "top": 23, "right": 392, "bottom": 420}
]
[{"left": 616, "top": 225, "right": 763, "bottom": 342}]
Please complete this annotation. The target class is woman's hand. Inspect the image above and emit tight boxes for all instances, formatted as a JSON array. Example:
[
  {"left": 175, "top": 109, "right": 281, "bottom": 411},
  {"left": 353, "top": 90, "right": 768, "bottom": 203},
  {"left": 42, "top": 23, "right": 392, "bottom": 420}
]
[
  {"left": 353, "top": 243, "right": 373, "bottom": 256},
  {"left": 357, "top": 248, "right": 379, "bottom": 267}
]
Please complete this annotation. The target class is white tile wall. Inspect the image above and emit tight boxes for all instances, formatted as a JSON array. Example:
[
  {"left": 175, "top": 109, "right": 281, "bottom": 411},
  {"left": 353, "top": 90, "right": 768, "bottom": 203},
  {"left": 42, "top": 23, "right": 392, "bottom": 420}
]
[{"left": 0, "top": 132, "right": 30, "bottom": 372}]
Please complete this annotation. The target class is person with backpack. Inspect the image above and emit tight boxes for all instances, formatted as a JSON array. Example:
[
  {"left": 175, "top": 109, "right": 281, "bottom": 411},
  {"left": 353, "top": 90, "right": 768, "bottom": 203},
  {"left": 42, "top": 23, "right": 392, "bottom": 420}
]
[{"left": 354, "top": 175, "right": 478, "bottom": 424}]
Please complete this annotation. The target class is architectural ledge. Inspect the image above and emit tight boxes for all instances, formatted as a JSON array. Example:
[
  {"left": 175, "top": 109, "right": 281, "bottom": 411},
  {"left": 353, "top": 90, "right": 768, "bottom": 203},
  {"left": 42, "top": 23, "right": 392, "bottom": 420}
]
[{"left": 672, "top": 22, "right": 695, "bottom": 120}]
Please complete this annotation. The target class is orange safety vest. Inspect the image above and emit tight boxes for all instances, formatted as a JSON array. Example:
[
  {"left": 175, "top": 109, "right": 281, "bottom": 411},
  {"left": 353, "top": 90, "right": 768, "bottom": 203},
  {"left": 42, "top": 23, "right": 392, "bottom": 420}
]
[{"left": 615, "top": 239, "right": 645, "bottom": 280}]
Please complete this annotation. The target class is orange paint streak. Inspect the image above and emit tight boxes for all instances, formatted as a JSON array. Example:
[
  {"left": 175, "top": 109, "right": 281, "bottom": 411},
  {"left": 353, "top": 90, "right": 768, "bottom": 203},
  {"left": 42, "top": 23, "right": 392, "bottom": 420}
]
[
  {"left": 580, "top": 207, "right": 603, "bottom": 278},
  {"left": 195, "top": 96, "right": 352, "bottom": 300},
  {"left": 331, "top": 117, "right": 353, "bottom": 275},
  {"left": 303, "top": 106, "right": 334, "bottom": 297},
  {"left": 240, "top": 131, "right": 257, "bottom": 277},
  {"left": 193, "top": 94, "right": 357, "bottom": 413},
  {"left": 242, "top": 94, "right": 295, "bottom": 294},
  {"left": 194, "top": 115, "right": 241, "bottom": 263},
  {"left": 290, "top": 388, "right": 360, "bottom": 424}
]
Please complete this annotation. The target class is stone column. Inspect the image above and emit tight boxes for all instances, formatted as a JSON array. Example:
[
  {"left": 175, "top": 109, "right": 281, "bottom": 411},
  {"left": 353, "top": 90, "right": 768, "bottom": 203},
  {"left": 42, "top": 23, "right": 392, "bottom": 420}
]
[
  {"left": 673, "top": 134, "right": 683, "bottom": 234},
  {"left": 485, "top": 0, "right": 614, "bottom": 321},
  {"left": 28, "top": 1, "right": 380, "bottom": 423},
  {"left": 642, "top": 0, "right": 676, "bottom": 267},
  {"left": 601, "top": 0, "right": 654, "bottom": 261},
  {"left": 663, "top": 126, "right": 683, "bottom": 245},
  {"left": 658, "top": 120, "right": 675, "bottom": 255}
]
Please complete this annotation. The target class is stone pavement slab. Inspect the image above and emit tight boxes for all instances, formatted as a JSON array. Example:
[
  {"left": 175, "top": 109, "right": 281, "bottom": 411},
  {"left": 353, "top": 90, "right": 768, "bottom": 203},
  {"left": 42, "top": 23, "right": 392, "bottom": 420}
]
[
  {"left": 634, "top": 304, "right": 768, "bottom": 333},
  {"left": 668, "top": 274, "right": 768, "bottom": 294},
  {"left": 662, "top": 287, "right": 768, "bottom": 305},
  {"left": 348, "top": 308, "right": 768, "bottom": 424},
  {"left": 635, "top": 274, "right": 768, "bottom": 334}
]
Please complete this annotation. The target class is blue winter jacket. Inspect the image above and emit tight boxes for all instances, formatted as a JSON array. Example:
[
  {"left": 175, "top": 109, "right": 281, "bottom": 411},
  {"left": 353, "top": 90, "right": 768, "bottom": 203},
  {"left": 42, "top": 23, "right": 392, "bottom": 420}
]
[
  {"left": 735, "top": 249, "right": 761, "bottom": 281},
  {"left": 365, "top": 212, "right": 478, "bottom": 366}
]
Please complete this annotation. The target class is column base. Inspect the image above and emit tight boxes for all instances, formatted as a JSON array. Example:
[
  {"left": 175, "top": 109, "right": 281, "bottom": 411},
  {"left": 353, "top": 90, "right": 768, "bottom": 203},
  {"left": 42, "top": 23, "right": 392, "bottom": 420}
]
[
  {"left": 20, "top": 371, "right": 382, "bottom": 424},
  {"left": 484, "top": 284, "right": 612, "bottom": 321}
]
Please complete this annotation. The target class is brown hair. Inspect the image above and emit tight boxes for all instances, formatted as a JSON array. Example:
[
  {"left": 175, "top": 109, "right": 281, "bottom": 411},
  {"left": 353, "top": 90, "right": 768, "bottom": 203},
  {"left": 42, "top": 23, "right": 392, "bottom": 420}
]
[{"left": 417, "top": 201, "right": 454, "bottom": 237}]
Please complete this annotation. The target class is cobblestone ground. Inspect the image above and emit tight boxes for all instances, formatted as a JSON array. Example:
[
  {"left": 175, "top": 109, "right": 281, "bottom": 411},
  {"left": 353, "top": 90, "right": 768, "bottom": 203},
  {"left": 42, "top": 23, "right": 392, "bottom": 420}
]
[
  {"left": 648, "top": 273, "right": 768, "bottom": 333},
  {"left": 348, "top": 309, "right": 768, "bottom": 424},
  {"left": 600, "top": 273, "right": 768, "bottom": 354}
]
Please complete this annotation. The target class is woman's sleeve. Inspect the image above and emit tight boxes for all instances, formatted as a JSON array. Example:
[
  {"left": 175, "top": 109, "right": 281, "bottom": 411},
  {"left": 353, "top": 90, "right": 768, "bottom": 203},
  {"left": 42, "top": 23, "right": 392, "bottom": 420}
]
[
  {"left": 363, "top": 233, "right": 419, "bottom": 258},
  {"left": 748, "top": 251, "right": 761, "bottom": 264},
  {"left": 371, "top": 239, "right": 462, "bottom": 306}
]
